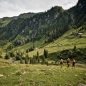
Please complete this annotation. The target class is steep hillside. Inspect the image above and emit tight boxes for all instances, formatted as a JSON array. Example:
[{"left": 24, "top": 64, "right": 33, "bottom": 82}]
[
  {"left": 0, "top": 0, "right": 86, "bottom": 86},
  {"left": 0, "top": 17, "right": 12, "bottom": 27},
  {"left": 0, "top": 0, "right": 86, "bottom": 55},
  {"left": 0, "top": 6, "right": 74, "bottom": 47},
  {"left": 15, "top": 26, "right": 86, "bottom": 58},
  {"left": 69, "top": 0, "right": 86, "bottom": 26}
]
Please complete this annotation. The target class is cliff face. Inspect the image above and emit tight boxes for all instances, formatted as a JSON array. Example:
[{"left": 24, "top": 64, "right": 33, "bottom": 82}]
[
  {"left": 73, "top": 0, "right": 86, "bottom": 26},
  {"left": 77, "top": 0, "right": 86, "bottom": 7},
  {"left": 76, "top": 0, "right": 86, "bottom": 14}
]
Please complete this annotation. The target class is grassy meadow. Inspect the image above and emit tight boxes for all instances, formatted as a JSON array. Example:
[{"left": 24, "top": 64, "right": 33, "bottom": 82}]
[
  {"left": 0, "top": 59, "right": 86, "bottom": 86},
  {"left": 0, "top": 26, "right": 86, "bottom": 86},
  {"left": 11, "top": 28, "right": 86, "bottom": 57}
]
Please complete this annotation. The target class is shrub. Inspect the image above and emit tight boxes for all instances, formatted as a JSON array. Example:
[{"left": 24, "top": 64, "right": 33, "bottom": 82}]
[
  {"left": 20, "top": 58, "right": 24, "bottom": 64},
  {"left": 15, "top": 53, "right": 21, "bottom": 60},
  {"left": 25, "top": 58, "right": 28, "bottom": 64},
  {"left": 5, "top": 53, "right": 10, "bottom": 59}
]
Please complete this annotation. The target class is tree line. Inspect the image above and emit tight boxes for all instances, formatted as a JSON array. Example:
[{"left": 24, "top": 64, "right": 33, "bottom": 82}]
[{"left": 1, "top": 46, "right": 86, "bottom": 65}]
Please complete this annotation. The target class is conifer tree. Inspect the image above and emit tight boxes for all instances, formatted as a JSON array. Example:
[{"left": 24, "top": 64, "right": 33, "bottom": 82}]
[{"left": 44, "top": 49, "right": 48, "bottom": 58}]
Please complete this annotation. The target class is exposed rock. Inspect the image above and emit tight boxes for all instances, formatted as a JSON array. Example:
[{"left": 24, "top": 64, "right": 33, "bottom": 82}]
[
  {"left": 0, "top": 74, "right": 4, "bottom": 77},
  {"left": 78, "top": 83, "right": 86, "bottom": 86}
]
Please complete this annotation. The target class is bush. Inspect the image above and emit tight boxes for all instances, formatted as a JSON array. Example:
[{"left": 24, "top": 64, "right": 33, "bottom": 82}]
[
  {"left": 20, "top": 58, "right": 24, "bottom": 64},
  {"left": 15, "top": 71, "right": 22, "bottom": 76},
  {"left": 5, "top": 54, "right": 10, "bottom": 59},
  {"left": 9, "top": 52, "right": 15, "bottom": 57},
  {"left": 0, "top": 55, "right": 3, "bottom": 58},
  {"left": 25, "top": 58, "right": 28, "bottom": 64},
  {"left": 15, "top": 53, "right": 21, "bottom": 60},
  {"left": 29, "top": 47, "right": 34, "bottom": 52}
]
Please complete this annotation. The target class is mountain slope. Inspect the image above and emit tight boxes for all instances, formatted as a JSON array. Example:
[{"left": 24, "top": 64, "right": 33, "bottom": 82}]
[
  {"left": 14, "top": 26, "right": 85, "bottom": 57},
  {"left": 0, "top": 0, "right": 86, "bottom": 54},
  {"left": 0, "top": 6, "right": 74, "bottom": 47}
]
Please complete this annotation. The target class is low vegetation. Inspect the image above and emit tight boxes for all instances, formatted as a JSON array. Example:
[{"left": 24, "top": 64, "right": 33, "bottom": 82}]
[{"left": 0, "top": 61, "right": 86, "bottom": 86}]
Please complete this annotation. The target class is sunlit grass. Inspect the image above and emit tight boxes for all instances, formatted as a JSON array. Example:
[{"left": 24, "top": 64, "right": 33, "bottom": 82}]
[{"left": 0, "top": 63, "right": 86, "bottom": 86}]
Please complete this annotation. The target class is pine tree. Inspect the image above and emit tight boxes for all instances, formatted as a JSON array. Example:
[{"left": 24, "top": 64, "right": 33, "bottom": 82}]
[
  {"left": 73, "top": 45, "right": 76, "bottom": 51},
  {"left": 36, "top": 51, "right": 40, "bottom": 63},
  {"left": 44, "top": 49, "right": 48, "bottom": 58}
]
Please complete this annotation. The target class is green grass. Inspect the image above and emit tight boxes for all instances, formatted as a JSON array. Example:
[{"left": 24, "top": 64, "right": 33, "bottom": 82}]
[
  {"left": 25, "top": 28, "right": 86, "bottom": 57},
  {"left": 11, "top": 37, "right": 45, "bottom": 52},
  {"left": 2, "top": 28, "right": 86, "bottom": 58},
  {"left": 0, "top": 62, "right": 86, "bottom": 86},
  {"left": 1, "top": 27, "right": 86, "bottom": 58}
]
